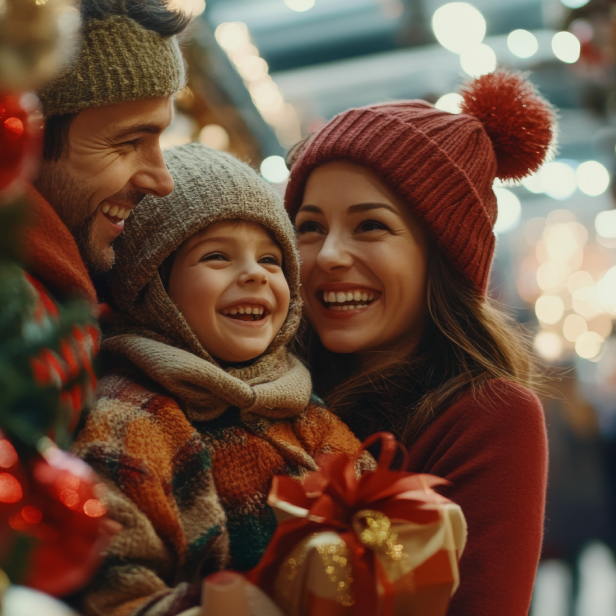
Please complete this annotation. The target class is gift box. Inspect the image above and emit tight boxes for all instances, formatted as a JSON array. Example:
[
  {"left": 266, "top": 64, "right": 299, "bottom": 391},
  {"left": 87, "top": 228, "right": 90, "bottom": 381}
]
[{"left": 248, "top": 433, "right": 467, "bottom": 616}]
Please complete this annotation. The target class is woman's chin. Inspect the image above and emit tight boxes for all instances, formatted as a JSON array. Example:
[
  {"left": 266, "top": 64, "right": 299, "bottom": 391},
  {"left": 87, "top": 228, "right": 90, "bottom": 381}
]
[{"left": 318, "top": 331, "right": 370, "bottom": 355}]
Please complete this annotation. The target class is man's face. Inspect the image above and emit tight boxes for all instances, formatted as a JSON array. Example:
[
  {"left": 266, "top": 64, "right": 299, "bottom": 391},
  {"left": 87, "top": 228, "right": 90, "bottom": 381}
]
[{"left": 35, "top": 96, "right": 175, "bottom": 274}]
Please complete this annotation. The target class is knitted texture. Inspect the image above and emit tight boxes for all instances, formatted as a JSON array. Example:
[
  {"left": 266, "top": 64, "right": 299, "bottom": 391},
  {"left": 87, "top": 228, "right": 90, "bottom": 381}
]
[
  {"left": 285, "top": 71, "right": 556, "bottom": 295},
  {"left": 108, "top": 142, "right": 302, "bottom": 362},
  {"left": 37, "top": 15, "right": 186, "bottom": 118},
  {"left": 73, "top": 143, "right": 368, "bottom": 615},
  {"left": 73, "top": 375, "right": 364, "bottom": 616}
]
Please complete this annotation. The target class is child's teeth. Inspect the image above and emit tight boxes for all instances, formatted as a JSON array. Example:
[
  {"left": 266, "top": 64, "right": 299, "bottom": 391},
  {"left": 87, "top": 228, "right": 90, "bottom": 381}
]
[
  {"left": 353, "top": 291, "right": 361, "bottom": 301},
  {"left": 101, "top": 204, "right": 110, "bottom": 214},
  {"left": 238, "top": 307, "right": 245, "bottom": 314},
  {"left": 245, "top": 307, "right": 252, "bottom": 314},
  {"left": 230, "top": 308, "right": 237, "bottom": 315}
]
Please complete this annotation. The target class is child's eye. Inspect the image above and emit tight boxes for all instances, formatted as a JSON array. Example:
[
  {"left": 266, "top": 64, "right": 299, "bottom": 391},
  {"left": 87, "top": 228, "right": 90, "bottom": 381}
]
[
  {"left": 260, "top": 256, "right": 282, "bottom": 266},
  {"left": 201, "top": 252, "right": 228, "bottom": 262},
  {"left": 357, "top": 219, "right": 390, "bottom": 233},
  {"left": 296, "top": 220, "right": 324, "bottom": 234}
]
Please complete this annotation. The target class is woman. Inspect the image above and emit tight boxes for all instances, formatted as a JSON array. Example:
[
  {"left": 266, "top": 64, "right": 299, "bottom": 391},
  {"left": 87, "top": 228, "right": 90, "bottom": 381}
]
[{"left": 284, "top": 70, "right": 554, "bottom": 615}]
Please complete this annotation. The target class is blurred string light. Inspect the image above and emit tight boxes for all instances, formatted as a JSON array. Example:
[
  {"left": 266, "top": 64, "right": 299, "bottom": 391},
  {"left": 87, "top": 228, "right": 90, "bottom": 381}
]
[
  {"left": 522, "top": 160, "right": 610, "bottom": 200},
  {"left": 434, "top": 93, "right": 463, "bottom": 114},
  {"left": 198, "top": 124, "right": 230, "bottom": 150},
  {"left": 260, "top": 155, "right": 290, "bottom": 184},
  {"left": 284, "top": 0, "right": 315, "bottom": 11},
  {"left": 432, "top": 3, "right": 486, "bottom": 53},
  {"left": 215, "top": 22, "right": 301, "bottom": 148},
  {"left": 559, "top": 0, "right": 590, "bottom": 7},
  {"left": 534, "top": 330, "right": 563, "bottom": 361},
  {"left": 524, "top": 211, "right": 616, "bottom": 362},
  {"left": 552, "top": 31, "right": 581, "bottom": 64},
  {"left": 577, "top": 161, "right": 610, "bottom": 196},
  {"left": 595, "top": 210, "right": 616, "bottom": 239},
  {"left": 460, "top": 43, "right": 497, "bottom": 77},
  {"left": 493, "top": 187, "right": 521, "bottom": 234},
  {"left": 507, "top": 29, "right": 538, "bottom": 59},
  {"left": 167, "top": 0, "right": 206, "bottom": 17}
]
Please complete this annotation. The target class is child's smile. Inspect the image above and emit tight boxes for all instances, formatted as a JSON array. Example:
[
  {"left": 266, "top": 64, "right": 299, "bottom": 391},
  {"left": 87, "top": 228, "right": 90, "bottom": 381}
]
[{"left": 168, "top": 220, "right": 290, "bottom": 363}]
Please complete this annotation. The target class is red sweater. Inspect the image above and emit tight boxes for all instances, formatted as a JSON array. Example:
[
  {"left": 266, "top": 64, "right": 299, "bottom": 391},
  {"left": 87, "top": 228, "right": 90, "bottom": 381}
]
[{"left": 405, "top": 379, "right": 547, "bottom": 616}]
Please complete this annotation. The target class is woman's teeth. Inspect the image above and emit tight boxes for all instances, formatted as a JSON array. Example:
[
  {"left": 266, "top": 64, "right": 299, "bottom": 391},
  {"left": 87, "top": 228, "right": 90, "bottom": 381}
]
[
  {"left": 101, "top": 204, "right": 131, "bottom": 219},
  {"left": 322, "top": 290, "right": 376, "bottom": 311}
]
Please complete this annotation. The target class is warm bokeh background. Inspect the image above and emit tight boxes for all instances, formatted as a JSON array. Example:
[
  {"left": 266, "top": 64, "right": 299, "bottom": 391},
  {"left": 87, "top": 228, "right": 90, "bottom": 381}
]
[{"left": 165, "top": 1, "right": 616, "bottom": 613}]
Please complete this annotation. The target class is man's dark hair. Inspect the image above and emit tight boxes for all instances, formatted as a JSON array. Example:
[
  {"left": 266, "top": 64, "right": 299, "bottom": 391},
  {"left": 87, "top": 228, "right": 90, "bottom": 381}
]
[{"left": 42, "top": 0, "right": 190, "bottom": 161}]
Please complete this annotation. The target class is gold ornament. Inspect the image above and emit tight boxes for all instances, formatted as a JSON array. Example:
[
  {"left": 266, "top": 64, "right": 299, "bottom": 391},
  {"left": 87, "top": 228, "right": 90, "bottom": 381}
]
[{"left": 0, "top": 0, "right": 80, "bottom": 91}]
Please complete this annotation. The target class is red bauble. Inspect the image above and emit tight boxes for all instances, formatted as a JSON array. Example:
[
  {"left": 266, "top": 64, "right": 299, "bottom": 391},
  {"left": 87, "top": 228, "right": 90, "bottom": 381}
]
[
  {"left": 0, "top": 93, "right": 43, "bottom": 196},
  {"left": 0, "top": 438, "right": 118, "bottom": 597}
]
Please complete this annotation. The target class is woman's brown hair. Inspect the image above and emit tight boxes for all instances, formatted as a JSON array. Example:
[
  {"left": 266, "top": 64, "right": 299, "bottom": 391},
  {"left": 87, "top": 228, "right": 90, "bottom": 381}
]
[{"left": 294, "top": 242, "right": 539, "bottom": 445}]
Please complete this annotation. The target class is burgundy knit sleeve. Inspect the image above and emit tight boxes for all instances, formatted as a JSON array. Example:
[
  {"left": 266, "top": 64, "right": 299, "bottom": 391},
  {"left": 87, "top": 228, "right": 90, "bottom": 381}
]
[{"left": 405, "top": 379, "right": 548, "bottom": 616}]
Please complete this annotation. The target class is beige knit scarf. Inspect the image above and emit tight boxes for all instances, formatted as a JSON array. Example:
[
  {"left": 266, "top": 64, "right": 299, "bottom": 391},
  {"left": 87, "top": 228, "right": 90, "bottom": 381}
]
[{"left": 104, "top": 332, "right": 313, "bottom": 424}]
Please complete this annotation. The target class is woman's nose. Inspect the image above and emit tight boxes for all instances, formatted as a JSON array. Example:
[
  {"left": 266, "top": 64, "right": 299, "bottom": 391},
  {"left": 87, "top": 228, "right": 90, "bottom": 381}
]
[{"left": 316, "top": 234, "right": 353, "bottom": 272}]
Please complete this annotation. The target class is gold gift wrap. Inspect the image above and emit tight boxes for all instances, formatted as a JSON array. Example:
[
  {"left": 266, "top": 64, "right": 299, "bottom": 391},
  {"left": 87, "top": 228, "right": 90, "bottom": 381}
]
[{"left": 271, "top": 504, "right": 467, "bottom": 616}]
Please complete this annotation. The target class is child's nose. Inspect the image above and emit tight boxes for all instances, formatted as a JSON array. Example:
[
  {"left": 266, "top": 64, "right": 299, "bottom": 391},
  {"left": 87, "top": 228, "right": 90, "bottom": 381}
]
[{"left": 239, "top": 264, "right": 268, "bottom": 285}]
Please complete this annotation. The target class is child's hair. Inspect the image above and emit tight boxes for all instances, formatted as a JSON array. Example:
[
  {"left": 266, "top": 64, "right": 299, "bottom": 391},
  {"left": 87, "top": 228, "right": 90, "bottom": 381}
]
[{"left": 294, "top": 242, "right": 539, "bottom": 444}]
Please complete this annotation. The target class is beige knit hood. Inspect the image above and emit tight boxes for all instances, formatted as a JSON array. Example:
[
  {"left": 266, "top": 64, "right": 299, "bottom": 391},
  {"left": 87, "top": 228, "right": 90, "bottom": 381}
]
[{"left": 104, "top": 143, "right": 310, "bottom": 423}]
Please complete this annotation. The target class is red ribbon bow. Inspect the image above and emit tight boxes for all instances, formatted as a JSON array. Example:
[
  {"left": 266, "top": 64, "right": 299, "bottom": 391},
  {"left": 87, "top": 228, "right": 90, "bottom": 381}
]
[{"left": 248, "top": 432, "right": 453, "bottom": 615}]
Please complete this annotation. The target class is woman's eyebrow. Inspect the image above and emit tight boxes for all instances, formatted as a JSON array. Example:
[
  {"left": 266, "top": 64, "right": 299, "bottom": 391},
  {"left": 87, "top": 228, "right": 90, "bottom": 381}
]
[
  {"left": 347, "top": 202, "right": 398, "bottom": 215},
  {"left": 297, "top": 204, "right": 323, "bottom": 214}
]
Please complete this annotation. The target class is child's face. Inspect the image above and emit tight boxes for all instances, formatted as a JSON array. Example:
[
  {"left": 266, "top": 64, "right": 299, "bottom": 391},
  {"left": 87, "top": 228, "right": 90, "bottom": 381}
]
[{"left": 168, "top": 220, "right": 290, "bottom": 363}]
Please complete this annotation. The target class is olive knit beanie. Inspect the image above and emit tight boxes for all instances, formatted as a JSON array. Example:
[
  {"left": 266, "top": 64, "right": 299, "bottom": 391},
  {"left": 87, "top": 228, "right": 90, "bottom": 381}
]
[
  {"left": 285, "top": 70, "right": 557, "bottom": 295},
  {"left": 37, "top": 14, "right": 186, "bottom": 118},
  {"left": 108, "top": 142, "right": 302, "bottom": 362}
]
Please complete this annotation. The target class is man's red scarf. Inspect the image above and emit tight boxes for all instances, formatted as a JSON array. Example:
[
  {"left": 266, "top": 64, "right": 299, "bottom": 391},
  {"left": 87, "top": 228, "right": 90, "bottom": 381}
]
[{"left": 22, "top": 185, "right": 97, "bottom": 305}]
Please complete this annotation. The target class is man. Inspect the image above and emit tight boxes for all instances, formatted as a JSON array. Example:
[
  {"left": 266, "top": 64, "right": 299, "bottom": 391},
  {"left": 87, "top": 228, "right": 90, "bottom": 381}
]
[{"left": 20, "top": 0, "right": 189, "bottom": 432}]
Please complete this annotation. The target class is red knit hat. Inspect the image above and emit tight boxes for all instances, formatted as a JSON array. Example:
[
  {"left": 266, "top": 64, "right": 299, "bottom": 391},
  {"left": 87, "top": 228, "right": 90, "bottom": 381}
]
[{"left": 285, "top": 70, "right": 556, "bottom": 295}]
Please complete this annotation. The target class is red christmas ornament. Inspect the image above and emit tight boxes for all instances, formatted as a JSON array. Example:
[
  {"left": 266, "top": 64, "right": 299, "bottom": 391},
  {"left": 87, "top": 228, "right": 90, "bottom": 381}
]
[
  {"left": 0, "top": 93, "right": 43, "bottom": 196},
  {"left": 459, "top": 69, "right": 556, "bottom": 182},
  {"left": 0, "top": 437, "right": 119, "bottom": 597}
]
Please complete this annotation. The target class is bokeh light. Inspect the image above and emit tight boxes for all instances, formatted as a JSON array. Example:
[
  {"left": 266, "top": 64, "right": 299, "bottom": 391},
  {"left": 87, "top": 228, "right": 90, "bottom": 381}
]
[
  {"left": 260, "top": 156, "right": 290, "bottom": 183},
  {"left": 435, "top": 93, "right": 463, "bottom": 114},
  {"left": 0, "top": 440, "right": 18, "bottom": 468},
  {"left": 542, "top": 162, "right": 577, "bottom": 200},
  {"left": 563, "top": 314, "right": 587, "bottom": 342},
  {"left": 284, "top": 0, "right": 315, "bottom": 11},
  {"left": 536, "top": 295, "right": 565, "bottom": 324},
  {"left": 595, "top": 210, "right": 616, "bottom": 239},
  {"left": 199, "top": 124, "right": 230, "bottom": 151},
  {"left": 507, "top": 29, "right": 539, "bottom": 58},
  {"left": 559, "top": 0, "right": 590, "bottom": 7},
  {"left": 552, "top": 31, "right": 581, "bottom": 64},
  {"left": 576, "top": 161, "right": 610, "bottom": 197},
  {"left": 575, "top": 331, "right": 603, "bottom": 359},
  {"left": 166, "top": 0, "right": 206, "bottom": 17},
  {"left": 493, "top": 187, "right": 521, "bottom": 234},
  {"left": 0, "top": 473, "right": 22, "bottom": 503},
  {"left": 215, "top": 22, "right": 250, "bottom": 51},
  {"left": 432, "top": 3, "right": 486, "bottom": 54},
  {"left": 534, "top": 330, "right": 563, "bottom": 360},
  {"left": 460, "top": 44, "right": 497, "bottom": 78}
]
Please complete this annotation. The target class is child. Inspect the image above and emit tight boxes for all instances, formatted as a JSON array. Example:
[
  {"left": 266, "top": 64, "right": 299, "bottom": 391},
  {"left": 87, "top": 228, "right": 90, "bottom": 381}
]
[{"left": 73, "top": 143, "right": 366, "bottom": 616}]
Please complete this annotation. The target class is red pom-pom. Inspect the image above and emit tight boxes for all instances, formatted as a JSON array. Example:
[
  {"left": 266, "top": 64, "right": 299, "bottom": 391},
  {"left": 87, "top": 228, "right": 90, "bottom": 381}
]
[{"left": 459, "top": 69, "right": 556, "bottom": 181}]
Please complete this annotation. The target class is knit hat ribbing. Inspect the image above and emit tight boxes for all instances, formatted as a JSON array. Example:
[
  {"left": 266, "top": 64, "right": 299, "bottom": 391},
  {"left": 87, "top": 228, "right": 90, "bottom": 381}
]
[
  {"left": 108, "top": 142, "right": 302, "bottom": 363},
  {"left": 37, "top": 15, "right": 186, "bottom": 118},
  {"left": 285, "top": 70, "right": 556, "bottom": 295}
]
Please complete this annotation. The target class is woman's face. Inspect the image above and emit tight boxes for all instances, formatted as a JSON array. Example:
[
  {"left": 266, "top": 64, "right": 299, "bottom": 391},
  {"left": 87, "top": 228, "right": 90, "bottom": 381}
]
[{"left": 295, "top": 160, "right": 429, "bottom": 357}]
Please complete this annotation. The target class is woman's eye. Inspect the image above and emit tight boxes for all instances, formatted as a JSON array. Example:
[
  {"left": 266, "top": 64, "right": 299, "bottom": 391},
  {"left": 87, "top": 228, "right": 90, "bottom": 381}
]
[
  {"left": 201, "top": 253, "right": 228, "bottom": 262},
  {"left": 296, "top": 220, "right": 323, "bottom": 234},
  {"left": 357, "top": 219, "right": 390, "bottom": 233}
]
